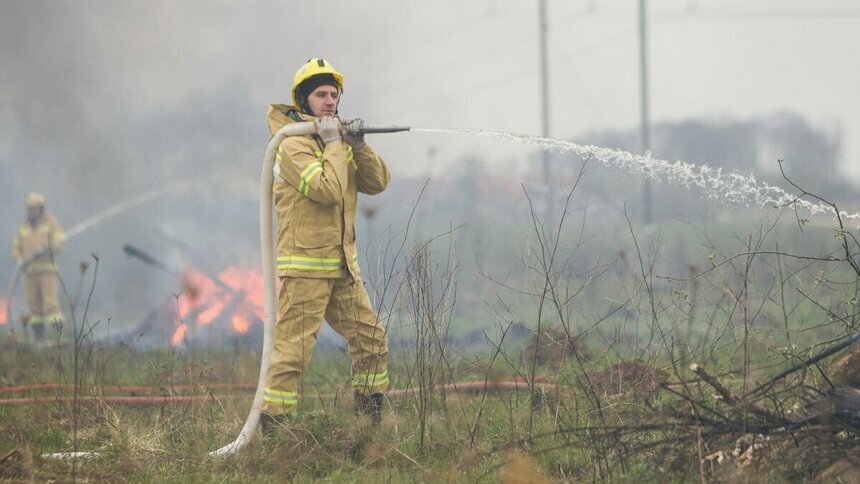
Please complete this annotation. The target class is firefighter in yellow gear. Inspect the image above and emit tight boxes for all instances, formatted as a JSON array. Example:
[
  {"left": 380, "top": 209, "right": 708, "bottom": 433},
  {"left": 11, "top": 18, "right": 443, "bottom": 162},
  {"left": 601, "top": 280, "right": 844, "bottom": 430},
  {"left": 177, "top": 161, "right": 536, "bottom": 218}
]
[
  {"left": 261, "top": 58, "right": 391, "bottom": 432},
  {"left": 11, "top": 192, "right": 66, "bottom": 342}
]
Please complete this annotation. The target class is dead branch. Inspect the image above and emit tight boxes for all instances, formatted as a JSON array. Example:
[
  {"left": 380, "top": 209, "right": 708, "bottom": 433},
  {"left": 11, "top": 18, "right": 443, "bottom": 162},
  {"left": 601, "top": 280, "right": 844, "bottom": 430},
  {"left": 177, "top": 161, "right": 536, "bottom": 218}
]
[{"left": 690, "top": 363, "right": 789, "bottom": 423}]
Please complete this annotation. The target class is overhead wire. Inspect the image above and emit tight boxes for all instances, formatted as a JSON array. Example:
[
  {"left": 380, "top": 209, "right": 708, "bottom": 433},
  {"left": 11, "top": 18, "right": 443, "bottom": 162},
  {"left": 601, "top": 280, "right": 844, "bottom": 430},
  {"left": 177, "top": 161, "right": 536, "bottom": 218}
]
[{"left": 372, "top": 3, "right": 859, "bottom": 130}]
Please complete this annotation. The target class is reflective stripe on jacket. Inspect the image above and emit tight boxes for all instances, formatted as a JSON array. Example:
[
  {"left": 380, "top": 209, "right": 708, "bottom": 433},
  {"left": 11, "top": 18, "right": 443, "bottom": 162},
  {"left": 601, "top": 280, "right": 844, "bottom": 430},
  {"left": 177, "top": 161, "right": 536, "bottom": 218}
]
[
  {"left": 12, "top": 213, "right": 65, "bottom": 274},
  {"left": 267, "top": 104, "right": 390, "bottom": 279}
]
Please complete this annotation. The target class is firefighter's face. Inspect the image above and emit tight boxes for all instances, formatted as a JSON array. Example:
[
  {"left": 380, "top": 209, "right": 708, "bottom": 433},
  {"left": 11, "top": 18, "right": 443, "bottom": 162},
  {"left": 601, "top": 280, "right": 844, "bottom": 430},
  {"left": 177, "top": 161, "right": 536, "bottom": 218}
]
[
  {"left": 26, "top": 206, "right": 43, "bottom": 222},
  {"left": 307, "top": 85, "right": 339, "bottom": 118}
]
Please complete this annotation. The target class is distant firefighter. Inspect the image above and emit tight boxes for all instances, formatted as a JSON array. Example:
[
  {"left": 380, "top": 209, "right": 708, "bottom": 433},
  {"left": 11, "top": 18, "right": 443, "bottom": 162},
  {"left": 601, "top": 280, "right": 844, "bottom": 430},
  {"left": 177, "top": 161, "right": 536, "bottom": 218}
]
[{"left": 11, "top": 192, "right": 66, "bottom": 343}]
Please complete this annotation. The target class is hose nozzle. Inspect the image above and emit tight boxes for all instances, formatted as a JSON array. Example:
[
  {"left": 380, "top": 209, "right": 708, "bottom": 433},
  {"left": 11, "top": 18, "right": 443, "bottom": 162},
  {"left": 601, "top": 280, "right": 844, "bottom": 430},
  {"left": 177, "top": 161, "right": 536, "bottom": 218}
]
[{"left": 343, "top": 118, "right": 410, "bottom": 136}]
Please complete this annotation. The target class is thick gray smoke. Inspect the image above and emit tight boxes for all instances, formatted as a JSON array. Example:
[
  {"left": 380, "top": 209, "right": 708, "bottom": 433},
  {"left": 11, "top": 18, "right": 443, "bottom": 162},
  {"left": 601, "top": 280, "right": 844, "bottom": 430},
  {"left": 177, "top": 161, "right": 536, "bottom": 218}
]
[{"left": 0, "top": 2, "right": 293, "bottom": 333}]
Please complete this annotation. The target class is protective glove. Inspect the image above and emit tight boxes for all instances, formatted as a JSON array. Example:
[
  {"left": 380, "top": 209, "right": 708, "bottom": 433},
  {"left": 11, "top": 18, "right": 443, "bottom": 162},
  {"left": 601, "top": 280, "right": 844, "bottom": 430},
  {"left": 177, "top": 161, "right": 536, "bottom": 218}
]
[
  {"left": 341, "top": 119, "right": 366, "bottom": 151},
  {"left": 315, "top": 117, "right": 342, "bottom": 145}
]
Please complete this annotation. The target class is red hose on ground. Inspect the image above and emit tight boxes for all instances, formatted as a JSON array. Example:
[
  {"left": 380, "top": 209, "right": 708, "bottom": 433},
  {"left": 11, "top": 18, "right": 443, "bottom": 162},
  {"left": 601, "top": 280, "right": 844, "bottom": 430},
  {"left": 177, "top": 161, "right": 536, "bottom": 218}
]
[
  {"left": 0, "top": 383, "right": 257, "bottom": 395},
  {"left": 0, "top": 395, "right": 246, "bottom": 406},
  {"left": 0, "top": 378, "right": 559, "bottom": 406},
  {"left": 385, "top": 379, "right": 558, "bottom": 397}
]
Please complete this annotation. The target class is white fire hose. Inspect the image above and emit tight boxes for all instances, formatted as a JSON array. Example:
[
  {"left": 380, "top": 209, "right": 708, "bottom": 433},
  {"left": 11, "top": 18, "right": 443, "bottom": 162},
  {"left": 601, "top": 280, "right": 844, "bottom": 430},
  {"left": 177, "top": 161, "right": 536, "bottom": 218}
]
[
  {"left": 33, "top": 124, "right": 309, "bottom": 461},
  {"left": 208, "top": 120, "right": 316, "bottom": 457}
]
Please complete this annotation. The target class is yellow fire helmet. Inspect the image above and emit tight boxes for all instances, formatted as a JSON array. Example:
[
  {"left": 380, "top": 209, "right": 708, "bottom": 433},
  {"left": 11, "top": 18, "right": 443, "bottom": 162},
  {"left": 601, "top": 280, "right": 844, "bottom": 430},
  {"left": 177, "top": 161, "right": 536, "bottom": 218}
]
[
  {"left": 25, "top": 191, "right": 46, "bottom": 208},
  {"left": 291, "top": 58, "right": 344, "bottom": 114}
]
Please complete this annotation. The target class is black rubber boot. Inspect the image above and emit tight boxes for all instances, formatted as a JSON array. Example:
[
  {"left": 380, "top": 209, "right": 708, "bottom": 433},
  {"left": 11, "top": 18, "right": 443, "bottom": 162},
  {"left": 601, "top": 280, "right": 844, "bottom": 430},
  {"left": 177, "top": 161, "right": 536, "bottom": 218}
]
[
  {"left": 354, "top": 392, "right": 384, "bottom": 425},
  {"left": 260, "top": 413, "right": 289, "bottom": 437}
]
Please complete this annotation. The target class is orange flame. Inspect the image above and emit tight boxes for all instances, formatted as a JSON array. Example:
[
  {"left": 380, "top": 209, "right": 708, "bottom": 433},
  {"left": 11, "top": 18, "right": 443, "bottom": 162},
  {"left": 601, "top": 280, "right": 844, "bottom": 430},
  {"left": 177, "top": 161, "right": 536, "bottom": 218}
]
[
  {"left": 171, "top": 266, "right": 264, "bottom": 343},
  {"left": 177, "top": 269, "right": 220, "bottom": 322},
  {"left": 172, "top": 324, "right": 188, "bottom": 346},
  {"left": 219, "top": 267, "right": 265, "bottom": 320},
  {"left": 232, "top": 312, "right": 251, "bottom": 335},
  {"left": 197, "top": 297, "right": 229, "bottom": 326},
  {"left": 0, "top": 297, "right": 7, "bottom": 325}
]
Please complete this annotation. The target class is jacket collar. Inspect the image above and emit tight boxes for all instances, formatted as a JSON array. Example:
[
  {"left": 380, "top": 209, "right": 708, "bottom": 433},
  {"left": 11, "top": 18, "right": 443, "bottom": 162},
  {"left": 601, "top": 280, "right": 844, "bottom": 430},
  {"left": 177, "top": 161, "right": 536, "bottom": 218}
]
[{"left": 267, "top": 104, "right": 315, "bottom": 135}]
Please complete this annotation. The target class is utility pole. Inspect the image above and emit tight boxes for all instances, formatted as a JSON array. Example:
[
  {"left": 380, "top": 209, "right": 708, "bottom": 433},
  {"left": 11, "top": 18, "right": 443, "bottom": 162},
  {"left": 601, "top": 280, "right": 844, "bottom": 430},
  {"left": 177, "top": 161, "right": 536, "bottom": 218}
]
[
  {"left": 638, "top": 0, "right": 653, "bottom": 224},
  {"left": 539, "top": 0, "right": 550, "bottom": 188}
]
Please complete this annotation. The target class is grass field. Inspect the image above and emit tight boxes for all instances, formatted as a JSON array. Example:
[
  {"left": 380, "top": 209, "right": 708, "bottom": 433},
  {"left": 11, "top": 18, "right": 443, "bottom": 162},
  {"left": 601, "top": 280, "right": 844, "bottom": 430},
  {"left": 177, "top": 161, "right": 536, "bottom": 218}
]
[
  {"left": 3, "top": 210, "right": 860, "bottom": 481},
  {"left": 0, "top": 314, "right": 857, "bottom": 482},
  {"left": 0, "top": 344, "right": 643, "bottom": 482}
]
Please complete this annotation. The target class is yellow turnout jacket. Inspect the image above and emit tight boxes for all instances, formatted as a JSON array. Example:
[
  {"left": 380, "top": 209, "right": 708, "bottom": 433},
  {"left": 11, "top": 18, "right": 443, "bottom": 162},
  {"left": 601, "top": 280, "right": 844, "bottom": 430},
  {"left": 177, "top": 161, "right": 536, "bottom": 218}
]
[
  {"left": 12, "top": 213, "right": 66, "bottom": 274},
  {"left": 267, "top": 104, "right": 390, "bottom": 279}
]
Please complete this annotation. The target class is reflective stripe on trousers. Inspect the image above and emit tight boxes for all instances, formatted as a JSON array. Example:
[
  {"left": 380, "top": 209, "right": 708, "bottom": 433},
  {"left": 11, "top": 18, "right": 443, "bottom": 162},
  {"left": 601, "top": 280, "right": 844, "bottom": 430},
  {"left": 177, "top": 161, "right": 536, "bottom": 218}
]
[{"left": 276, "top": 255, "right": 343, "bottom": 272}]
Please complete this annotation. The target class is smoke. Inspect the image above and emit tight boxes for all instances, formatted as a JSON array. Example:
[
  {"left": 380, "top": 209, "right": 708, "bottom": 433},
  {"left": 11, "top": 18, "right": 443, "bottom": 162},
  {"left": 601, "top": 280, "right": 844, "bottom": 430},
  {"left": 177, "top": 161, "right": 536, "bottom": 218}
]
[
  {"left": 1, "top": 2, "right": 262, "bottom": 214},
  {"left": 0, "top": 1, "right": 294, "bottom": 332},
  {"left": 1, "top": 2, "right": 118, "bottom": 211}
]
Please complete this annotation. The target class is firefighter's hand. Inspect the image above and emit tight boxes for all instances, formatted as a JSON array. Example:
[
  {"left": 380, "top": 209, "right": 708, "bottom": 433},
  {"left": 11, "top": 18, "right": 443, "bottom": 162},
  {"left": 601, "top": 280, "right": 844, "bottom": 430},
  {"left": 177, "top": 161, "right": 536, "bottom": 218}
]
[
  {"left": 341, "top": 119, "right": 366, "bottom": 151},
  {"left": 315, "top": 117, "right": 342, "bottom": 145}
]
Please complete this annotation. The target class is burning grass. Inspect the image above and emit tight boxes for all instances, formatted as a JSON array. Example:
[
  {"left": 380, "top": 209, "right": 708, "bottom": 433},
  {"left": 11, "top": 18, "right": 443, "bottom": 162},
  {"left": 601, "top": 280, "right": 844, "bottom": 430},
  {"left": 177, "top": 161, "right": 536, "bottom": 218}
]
[{"left": 0, "top": 297, "right": 8, "bottom": 325}]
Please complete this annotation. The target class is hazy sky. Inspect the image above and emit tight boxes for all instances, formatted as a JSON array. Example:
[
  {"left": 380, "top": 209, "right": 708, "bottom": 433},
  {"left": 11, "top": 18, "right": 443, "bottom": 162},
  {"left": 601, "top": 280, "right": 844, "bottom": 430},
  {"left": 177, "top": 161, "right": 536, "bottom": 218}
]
[{"left": 2, "top": 0, "right": 859, "bottom": 185}]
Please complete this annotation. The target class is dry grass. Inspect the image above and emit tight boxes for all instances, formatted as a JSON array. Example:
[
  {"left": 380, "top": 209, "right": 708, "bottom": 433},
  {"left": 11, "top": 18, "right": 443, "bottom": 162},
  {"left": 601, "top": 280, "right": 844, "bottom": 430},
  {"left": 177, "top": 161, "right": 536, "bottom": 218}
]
[{"left": 4, "top": 186, "right": 860, "bottom": 481}]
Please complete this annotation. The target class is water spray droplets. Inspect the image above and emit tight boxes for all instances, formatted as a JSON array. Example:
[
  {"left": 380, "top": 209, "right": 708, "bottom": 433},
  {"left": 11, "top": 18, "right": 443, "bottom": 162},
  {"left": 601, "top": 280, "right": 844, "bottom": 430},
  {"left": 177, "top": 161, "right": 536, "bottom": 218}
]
[{"left": 413, "top": 128, "right": 860, "bottom": 223}]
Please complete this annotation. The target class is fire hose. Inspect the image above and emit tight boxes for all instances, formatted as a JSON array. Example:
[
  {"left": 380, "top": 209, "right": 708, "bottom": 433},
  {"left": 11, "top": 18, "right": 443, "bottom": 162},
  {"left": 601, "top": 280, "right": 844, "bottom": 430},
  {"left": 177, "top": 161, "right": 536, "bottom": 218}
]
[
  {"left": 0, "top": 378, "right": 556, "bottom": 407},
  {"left": 209, "top": 118, "right": 408, "bottom": 457},
  {"left": 0, "top": 383, "right": 257, "bottom": 394}
]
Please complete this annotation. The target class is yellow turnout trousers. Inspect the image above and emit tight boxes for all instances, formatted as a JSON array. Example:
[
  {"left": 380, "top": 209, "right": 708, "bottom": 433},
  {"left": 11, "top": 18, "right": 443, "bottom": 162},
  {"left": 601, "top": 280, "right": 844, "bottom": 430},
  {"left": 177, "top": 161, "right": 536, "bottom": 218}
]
[
  {"left": 262, "top": 277, "right": 389, "bottom": 416},
  {"left": 24, "top": 271, "right": 63, "bottom": 339}
]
